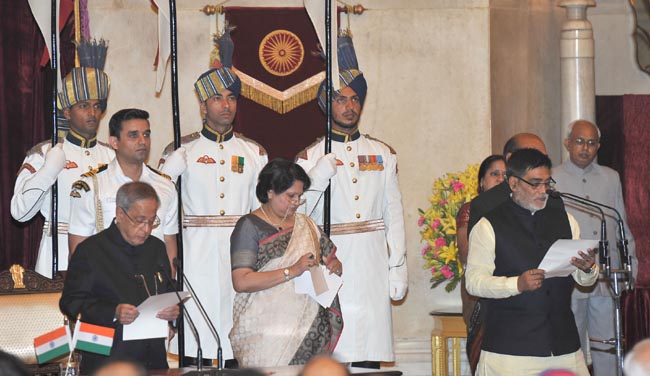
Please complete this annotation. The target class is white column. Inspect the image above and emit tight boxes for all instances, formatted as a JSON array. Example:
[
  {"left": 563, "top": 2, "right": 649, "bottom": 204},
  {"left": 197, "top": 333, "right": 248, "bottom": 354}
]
[{"left": 558, "top": 0, "right": 596, "bottom": 161}]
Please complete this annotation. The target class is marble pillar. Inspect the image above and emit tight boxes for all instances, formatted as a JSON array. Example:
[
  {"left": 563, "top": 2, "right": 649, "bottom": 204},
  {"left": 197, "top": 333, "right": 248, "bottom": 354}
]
[{"left": 558, "top": 0, "right": 596, "bottom": 161}]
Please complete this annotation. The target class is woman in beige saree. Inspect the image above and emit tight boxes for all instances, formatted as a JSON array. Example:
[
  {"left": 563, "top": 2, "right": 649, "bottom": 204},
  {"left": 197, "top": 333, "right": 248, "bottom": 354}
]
[{"left": 230, "top": 158, "right": 343, "bottom": 368}]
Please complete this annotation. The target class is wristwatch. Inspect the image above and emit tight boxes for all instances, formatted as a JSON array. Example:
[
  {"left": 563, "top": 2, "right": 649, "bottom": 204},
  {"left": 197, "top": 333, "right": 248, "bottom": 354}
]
[{"left": 283, "top": 268, "right": 291, "bottom": 281}]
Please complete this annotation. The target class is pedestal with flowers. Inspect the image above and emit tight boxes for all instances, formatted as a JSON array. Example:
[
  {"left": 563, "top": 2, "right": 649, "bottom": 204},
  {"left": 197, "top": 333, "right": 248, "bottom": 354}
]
[{"left": 419, "top": 165, "right": 479, "bottom": 376}]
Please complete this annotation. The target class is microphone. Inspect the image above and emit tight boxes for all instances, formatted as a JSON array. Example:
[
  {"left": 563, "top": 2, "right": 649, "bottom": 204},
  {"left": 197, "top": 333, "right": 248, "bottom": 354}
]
[
  {"left": 550, "top": 190, "right": 633, "bottom": 282},
  {"left": 546, "top": 189, "right": 610, "bottom": 275},
  {"left": 172, "top": 257, "right": 224, "bottom": 370},
  {"left": 158, "top": 262, "right": 205, "bottom": 372}
]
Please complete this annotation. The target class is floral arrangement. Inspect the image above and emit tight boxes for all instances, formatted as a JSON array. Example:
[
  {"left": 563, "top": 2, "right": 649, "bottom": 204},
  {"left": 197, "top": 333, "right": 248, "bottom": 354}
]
[{"left": 418, "top": 164, "right": 479, "bottom": 292}]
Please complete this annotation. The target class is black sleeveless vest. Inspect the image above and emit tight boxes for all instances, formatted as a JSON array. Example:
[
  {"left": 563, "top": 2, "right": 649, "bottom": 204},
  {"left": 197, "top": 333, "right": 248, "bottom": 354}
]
[{"left": 481, "top": 198, "right": 581, "bottom": 356}]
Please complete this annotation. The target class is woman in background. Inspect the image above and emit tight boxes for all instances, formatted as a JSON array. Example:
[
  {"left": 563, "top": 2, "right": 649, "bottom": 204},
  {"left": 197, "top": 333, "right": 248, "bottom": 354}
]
[{"left": 456, "top": 154, "right": 506, "bottom": 374}]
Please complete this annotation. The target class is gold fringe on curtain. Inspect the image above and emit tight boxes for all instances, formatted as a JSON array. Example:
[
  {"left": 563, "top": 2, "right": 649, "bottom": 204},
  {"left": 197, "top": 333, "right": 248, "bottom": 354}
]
[{"left": 234, "top": 69, "right": 325, "bottom": 114}]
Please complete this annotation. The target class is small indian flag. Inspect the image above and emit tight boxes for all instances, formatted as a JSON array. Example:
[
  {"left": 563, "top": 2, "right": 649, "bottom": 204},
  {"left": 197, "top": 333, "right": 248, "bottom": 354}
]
[
  {"left": 33, "top": 326, "right": 71, "bottom": 364},
  {"left": 72, "top": 321, "right": 115, "bottom": 356}
]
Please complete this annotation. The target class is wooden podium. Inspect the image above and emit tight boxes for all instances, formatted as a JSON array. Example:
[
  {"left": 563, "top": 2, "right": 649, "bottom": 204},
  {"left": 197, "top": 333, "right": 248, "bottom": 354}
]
[{"left": 430, "top": 311, "right": 467, "bottom": 376}]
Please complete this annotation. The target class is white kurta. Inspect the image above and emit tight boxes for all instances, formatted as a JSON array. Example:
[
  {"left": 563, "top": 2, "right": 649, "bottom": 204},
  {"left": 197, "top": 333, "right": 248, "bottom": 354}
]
[
  {"left": 296, "top": 132, "right": 406, "bottom": 362},
  {"left": 159, "top": 128, "right": 267, "bottom": 359},
  {"left": 68, "top": 158, "right": 178, "bottom": 241},
  {"left": 10, "top": 134, "right": 114, "bottom": 277}
]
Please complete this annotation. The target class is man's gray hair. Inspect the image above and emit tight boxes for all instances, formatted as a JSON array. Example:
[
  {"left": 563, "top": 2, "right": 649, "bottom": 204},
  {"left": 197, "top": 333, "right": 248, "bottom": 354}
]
[
  {"left": 624, "top": 338, "right": 650, "bottom": 376},
  {"left": 116, "top": 182, "right": 160, "bottom": 212}
]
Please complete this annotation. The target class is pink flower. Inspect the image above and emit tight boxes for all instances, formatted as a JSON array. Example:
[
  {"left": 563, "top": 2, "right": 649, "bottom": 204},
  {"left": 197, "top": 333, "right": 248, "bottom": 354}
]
[
  {"left": 435, "top": 237, "right": 446, "bottom": 249},
  {"left": 417, "top": 216, "right": 425, "bottom": 227},
  {"left": 430, "top": 267, "right": 437, "bottom": 274},
  {"left": 440, "top": 265, "right": 454, "bottom": 279},
  {"left": 433, "top": 250, "right": 439, "bottom": 258},
  {"left": 451, "top": 180, "right": 465, "bottom": 192},
  {"left": 439, "top": 199, "right": 447, "bottom": 206},
  {"left": 431, "top": 219, "right": 440, "bottom": 229},
  {"left": 421, "top": 244, "right": 431, "bottom": 256}
]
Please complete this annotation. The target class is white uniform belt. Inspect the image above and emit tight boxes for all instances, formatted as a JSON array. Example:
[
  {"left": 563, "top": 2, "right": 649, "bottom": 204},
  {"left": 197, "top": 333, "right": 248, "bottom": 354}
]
[
  {"left": 43, "top": 221, "right": 69, "bottom": 234},
  {"left": 326, "top": 219, "right": 385, "bottom": 235},
  {"left": 183, "top": 215, "right": 241, "bottom": 228}
]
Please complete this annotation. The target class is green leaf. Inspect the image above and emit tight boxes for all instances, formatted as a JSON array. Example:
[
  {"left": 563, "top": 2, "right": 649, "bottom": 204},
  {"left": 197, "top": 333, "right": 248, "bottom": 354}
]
[{"left": 444, "top": 278, "right": 459, "bottom": 293}]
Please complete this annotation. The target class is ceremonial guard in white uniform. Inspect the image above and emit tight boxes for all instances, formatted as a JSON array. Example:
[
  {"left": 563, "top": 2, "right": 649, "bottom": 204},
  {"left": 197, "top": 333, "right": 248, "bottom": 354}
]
[
  {"left": 68, "top": 109, "right": 178, "bottom": 261},
  {"left": 296, "top": 36, "right": 408, "bottom": 366},
  {"left": 11, "top": 65, "right": 114, "bottom": 278},
  {"left": 160, "top": 55, "right": 267, "bottom": 366}
]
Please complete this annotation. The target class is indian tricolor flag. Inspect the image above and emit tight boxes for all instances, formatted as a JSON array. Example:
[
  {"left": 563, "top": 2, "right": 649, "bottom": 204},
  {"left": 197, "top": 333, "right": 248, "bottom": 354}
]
[
  {"left": 34, "top": 326, "right": 71, "bottom": 363},
  {"left": 72, "top": 322, "right": 115, "bottom": 356}
]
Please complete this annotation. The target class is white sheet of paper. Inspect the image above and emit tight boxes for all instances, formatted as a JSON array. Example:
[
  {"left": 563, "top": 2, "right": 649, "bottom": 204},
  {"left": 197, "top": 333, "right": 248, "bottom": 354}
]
[
  {"left": 123, "top": 291, "right": 190, "bottom": 341},
  {"left": 293, "top": 265, "right": 342, "bottom": 308},
  {"left": 538, "top": 239, "right": 598, "bottom": 278}
]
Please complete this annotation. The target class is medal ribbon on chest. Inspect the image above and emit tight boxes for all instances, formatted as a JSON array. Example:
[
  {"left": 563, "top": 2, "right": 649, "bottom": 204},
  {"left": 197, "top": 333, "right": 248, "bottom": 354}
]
[{"left": 231, "top": 155, "right": 245, "bottom": 173}]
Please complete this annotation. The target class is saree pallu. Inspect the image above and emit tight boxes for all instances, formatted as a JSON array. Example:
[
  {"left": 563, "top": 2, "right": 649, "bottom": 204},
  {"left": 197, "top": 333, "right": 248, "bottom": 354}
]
[{"left": 230, "top": 214, "right": 343, "bottom": 367}]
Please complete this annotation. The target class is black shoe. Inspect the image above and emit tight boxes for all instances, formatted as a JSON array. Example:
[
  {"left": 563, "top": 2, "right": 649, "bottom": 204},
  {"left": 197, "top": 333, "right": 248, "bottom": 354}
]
[
  {"left": 183, "top": 356, "right": 213, "bottom": 367},
  {"left": 351, "top": 361, "right": 380, "bottom": 369},
  {"left": 224, "top": 359, "right": 239, "bottom": 369}
]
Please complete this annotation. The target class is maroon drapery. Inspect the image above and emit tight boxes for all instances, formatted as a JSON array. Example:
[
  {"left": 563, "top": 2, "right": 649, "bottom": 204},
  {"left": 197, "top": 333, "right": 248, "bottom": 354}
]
[
  {"left": 225, "top": 7, "right": 327, "bottom": 160},
  {"left": 596, "top": 94, "right": 650, "bottom": 350},
  {"left": 0, "top": 0, "right": 75, "bottom": 271}
]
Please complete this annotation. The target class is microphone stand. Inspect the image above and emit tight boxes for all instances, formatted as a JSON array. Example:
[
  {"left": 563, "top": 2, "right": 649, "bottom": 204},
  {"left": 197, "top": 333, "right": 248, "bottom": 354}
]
[
  {"left": 173, "top": 258, "right": 223, "bottom": 371},
  {"left": 547, "top": 190, "right": 609, "bottom": 274},
  {"left": 159, "top": 264, "right": 204, "bottom": 373},
  {"left": 553, "top": 191, "right": 633, "bottom": 287},
  {"left": 548, "top": 189, "right": 632, "bottom": 376}
]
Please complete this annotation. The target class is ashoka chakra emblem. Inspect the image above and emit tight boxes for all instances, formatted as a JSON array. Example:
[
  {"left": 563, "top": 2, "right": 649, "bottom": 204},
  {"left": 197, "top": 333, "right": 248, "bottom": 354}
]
[{"left": 259, "top": 30, "right": 304, "bottom": 76}]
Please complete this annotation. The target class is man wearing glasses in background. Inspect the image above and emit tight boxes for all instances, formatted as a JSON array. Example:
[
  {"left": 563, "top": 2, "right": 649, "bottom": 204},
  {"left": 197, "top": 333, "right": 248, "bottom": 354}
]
[
  {"left": 61, "top": 182, "right": 179, "bottom": 374},
  {"left": 67, "top": 109, "right": 178, "bottom": 271},
  {"left": 465, "top": 148, "right": 599, "bottom": 375},
  {"left": 553, "top": 120, "right": 637, "bottom": 376}
]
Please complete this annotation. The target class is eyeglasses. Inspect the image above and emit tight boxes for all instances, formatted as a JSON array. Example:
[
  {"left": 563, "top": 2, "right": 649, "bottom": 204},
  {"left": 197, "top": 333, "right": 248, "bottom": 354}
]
[
  {"left": 333, "top": 95, "right": 360, "bottom": 106},
  {"left": 284, "top": 192, "right": 306, "bottom": 206},
  {"left": 571, "top": 137, "right": 600, "bottom": 148},
  {"left": 514, "top": 176, "right": 556, "bottom": 190},
  {"left": 121, "top": 208, "right": 161, "bottom": 229}
]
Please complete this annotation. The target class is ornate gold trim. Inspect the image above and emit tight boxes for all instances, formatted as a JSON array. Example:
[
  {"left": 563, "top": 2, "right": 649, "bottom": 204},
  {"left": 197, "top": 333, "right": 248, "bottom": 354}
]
[{"left": 234, "top": 68, "right": 325, "bottom": 114}]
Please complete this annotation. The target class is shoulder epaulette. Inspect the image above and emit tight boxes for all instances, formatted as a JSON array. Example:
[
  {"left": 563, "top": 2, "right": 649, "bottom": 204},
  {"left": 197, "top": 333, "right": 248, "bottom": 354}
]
[
  {"left": 27, "top": 139, "right": 57, "bottom": 157},
  {"left": 162, "top": 132, "right": 200, "bottom": 157},
  {"left": 81, "top": 163, "right": 108, "bottom": 178},
  {"left": 295, "top": 137, "right": 324, "bottom": 161},
  {"left": 97, "top": 140, "right": 110, "bottom": 148},
  {"left": 364, "top": 134, "right": 396, "bottom": 155},
  {"left": 235, "top": 132, "right": 267, "bottom": 156},
  {"left": 147, "top": 165, "right": 171, "bottom": 180}
]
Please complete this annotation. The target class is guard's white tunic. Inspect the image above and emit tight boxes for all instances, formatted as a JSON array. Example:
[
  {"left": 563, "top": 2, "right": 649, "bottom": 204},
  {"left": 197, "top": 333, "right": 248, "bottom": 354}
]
[
  {"left": 159, "top": 126, "right": 267, "bottom": 359},
  {"left": 68, "top": 158, "right": 178, "bottom": 241},
  {"left": 296, "top": 131, "right": 406, "bottom": 362},
  {"left": 10, "top": 132, "right": 114, "bottom": 277}
]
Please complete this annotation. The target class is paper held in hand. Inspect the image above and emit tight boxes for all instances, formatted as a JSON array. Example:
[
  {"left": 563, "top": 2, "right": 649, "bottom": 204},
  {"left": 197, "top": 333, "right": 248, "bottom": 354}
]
[
  {"left": 293, "top": 265, "right": 342, "bottom": 308},
  {"left": 538, "top": 239, "right": 599, "bottom": 278},
  {"left": 123, "top": 291, "right": 191, "bottom": 341}
]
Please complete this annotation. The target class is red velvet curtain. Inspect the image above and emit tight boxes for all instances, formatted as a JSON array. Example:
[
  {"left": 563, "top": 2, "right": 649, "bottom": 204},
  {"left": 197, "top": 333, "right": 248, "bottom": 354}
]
[
  {"left": 226, "top": 7, "right": 328, "bottom": 160},
  {"left": 596, "top": 95, "right": 650, "bottom": 350},
  {"left": 0, "top": 1, "right": 74, "bottom": 271}
]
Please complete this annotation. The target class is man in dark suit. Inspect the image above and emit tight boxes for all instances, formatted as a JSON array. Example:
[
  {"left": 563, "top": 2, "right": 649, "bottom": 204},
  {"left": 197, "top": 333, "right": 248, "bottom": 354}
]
[{"left": 60, "top": 182, "right": 179, "bottom": 374}]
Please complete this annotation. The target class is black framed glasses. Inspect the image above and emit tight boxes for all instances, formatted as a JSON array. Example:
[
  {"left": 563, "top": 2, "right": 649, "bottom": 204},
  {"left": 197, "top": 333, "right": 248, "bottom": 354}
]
[
  {"left": 514, "top": 176, "right": 556, "bottom": 190},
  {"left": 121, "top": 208, "right": 161, "bottom": 229}
]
